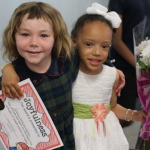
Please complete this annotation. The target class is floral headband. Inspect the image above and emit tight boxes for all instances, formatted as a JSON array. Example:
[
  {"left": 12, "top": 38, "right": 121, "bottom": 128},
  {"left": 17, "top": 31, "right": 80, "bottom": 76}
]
[{"left": 86, "top": 2, "right": 122, "bottom": 28}]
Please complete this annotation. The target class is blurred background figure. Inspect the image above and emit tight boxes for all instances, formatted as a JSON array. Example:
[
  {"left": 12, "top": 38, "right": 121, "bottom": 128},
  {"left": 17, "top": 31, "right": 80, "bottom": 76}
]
[{"left": 108, "top": 0, "right": 150, "bottom": 127}]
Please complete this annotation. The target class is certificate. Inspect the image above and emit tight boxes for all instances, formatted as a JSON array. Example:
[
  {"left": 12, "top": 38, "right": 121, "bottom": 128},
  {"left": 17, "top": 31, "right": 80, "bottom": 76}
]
[{"left": 0, "top": 79, "right": 63, "bottom": 150}]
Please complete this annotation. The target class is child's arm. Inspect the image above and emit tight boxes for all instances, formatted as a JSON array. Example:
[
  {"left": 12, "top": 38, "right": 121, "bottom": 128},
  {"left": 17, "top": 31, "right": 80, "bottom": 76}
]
[
  {"left": 115, "top": 69, "right": 125, "bottom": 97},
  {"left": 1, "top": 64, "right": 23, "bottom": 99},
  {"left": 110, "top": 71, "right": 148, "bottom": 122},
  {"left": 112, "top": 14, "right": 135, "bottom": 67}
]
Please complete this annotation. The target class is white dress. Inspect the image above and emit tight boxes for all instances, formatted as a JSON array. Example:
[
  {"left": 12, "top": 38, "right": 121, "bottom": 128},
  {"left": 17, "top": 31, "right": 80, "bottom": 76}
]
[{"left": 72, "top": 65, "right": 129, "bottom": 150}]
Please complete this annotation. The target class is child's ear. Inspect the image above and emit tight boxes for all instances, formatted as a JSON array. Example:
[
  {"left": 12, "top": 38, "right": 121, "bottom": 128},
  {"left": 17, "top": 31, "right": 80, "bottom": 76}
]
[{"left": 71, "top": 36, "right": 77, "bottom": 48}]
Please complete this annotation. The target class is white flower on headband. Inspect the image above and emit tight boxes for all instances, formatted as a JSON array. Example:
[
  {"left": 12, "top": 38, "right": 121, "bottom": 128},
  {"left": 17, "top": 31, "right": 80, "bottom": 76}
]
[{"left": 86, "top": 2, "right": 122, "bottom": 28}]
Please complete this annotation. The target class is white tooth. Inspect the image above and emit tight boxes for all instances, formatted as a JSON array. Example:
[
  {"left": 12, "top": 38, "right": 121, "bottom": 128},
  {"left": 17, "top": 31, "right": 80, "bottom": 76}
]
[{"left": 92, "top": 60, "right": 98, "bottom": 62}]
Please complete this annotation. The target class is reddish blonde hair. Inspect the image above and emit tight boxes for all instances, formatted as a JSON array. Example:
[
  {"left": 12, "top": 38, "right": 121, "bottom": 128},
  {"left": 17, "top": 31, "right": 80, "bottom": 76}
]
[{"left": 2, "top": 2, "right": 74, "bottom": 62}]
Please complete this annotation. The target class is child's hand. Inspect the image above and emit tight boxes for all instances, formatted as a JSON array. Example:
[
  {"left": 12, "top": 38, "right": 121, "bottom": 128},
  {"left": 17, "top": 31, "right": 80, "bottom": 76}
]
[
  {"left": 134, "top": 110, "right": 149, "bottom": 123},
  {"left": 1, "top": 64, "right": 23, "bottom": 100},
  {"left": 116, "top": 69, "right": 125, "bottom": 97}
]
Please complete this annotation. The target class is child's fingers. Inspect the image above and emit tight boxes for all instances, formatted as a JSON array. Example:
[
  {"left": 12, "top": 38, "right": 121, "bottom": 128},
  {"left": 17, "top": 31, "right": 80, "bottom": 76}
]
[
  {"left": 5, "top": 87, "right": 14, "bottom": 99},
  {"left": 9, "top": 86, "right": 21, "bottom": 100},
  {"left": 2, "top": 86, "right": 6, "bottom": 99},
  {"left": 2, "top": 82, "right": 23, "bottom": 100},
  {"left": 117, "top": 69, "right": 125, "bottom": 84},
  {"left": 116, "top": 81, "right": 125, "bottom": 93},
  {"left": 141, "top": 110, "right": 149, "bottom": 118},
  {"left": 116, "top": 90, "right": 121, "bottom": 97},
  {"left": 119, "top": 79, "right": 125, "bottom": 89},
  {"left": 13, "top": 84, "right": 23, "bottom": 97},
  {"left": 116, "top": 69, "right": 125, "bottom": 92}
]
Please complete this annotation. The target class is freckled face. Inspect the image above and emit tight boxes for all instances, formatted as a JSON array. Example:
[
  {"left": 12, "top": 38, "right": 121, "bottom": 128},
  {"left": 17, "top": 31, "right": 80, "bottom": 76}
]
[
  {"left": 15, "top": 13, "right": 55, "bottom": 73},
  {"left": 75, "top": 21, "right": 113, "bottom": 75}
]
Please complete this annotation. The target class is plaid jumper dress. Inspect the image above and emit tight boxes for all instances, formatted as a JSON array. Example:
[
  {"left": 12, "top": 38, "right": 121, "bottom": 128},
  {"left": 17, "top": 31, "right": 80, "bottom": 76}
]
[{"left": 7, "top": 52, "right": 79, "bottom": 150}]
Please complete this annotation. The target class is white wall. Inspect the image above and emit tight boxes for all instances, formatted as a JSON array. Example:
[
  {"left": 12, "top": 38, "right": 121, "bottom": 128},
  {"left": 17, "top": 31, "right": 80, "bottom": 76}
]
[{"left": 0, "top": 0, "right": 108, "bottom": 149}]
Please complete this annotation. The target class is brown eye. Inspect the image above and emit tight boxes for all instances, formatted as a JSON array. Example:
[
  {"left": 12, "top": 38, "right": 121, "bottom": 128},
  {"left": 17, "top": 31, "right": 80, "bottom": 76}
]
[
  {"left": 102, "top": 45, "right": 110, "bottom": 49},
  {"left": 86, "top": 43, "right": 92, "bottom": 46}
]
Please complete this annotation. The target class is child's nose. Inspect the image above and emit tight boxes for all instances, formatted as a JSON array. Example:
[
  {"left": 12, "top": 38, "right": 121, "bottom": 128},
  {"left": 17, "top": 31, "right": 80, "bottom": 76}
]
[
  {"left": 30, "top": 36, "right": 38, "bottom": 47},
  {"left": 93, "top": 46, "right": 101, "bottom": 56}
]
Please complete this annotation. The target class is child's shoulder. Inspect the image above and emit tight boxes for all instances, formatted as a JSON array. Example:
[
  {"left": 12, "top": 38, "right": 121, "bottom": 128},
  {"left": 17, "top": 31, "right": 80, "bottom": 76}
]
[
  {"left": 103, "top": 64, "right": 116, "bottom": 73},
  {"left": 102, "top": 65, "right": 116, "bottom": 81},
  {"left": 102, "top": 65, "right": 119, "bottom": 89}
]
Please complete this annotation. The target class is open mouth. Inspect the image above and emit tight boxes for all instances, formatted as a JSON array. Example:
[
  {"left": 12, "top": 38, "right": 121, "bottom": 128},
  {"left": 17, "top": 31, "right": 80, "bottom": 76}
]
[
  {"left": 89, "top": 59, "right": 101, "bottom": 65},
  {"left": 89, "top": 59, "right": 101, "bottom": 62}
]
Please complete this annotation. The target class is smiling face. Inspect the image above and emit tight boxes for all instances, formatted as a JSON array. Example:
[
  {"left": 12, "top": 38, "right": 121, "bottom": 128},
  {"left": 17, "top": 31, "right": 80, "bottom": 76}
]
[
  {"left": 15, "top": 13, "right": 55, "bottom": 73},
  {"left": 73, "top": 21, "right": 113, "bottom": 75}
]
